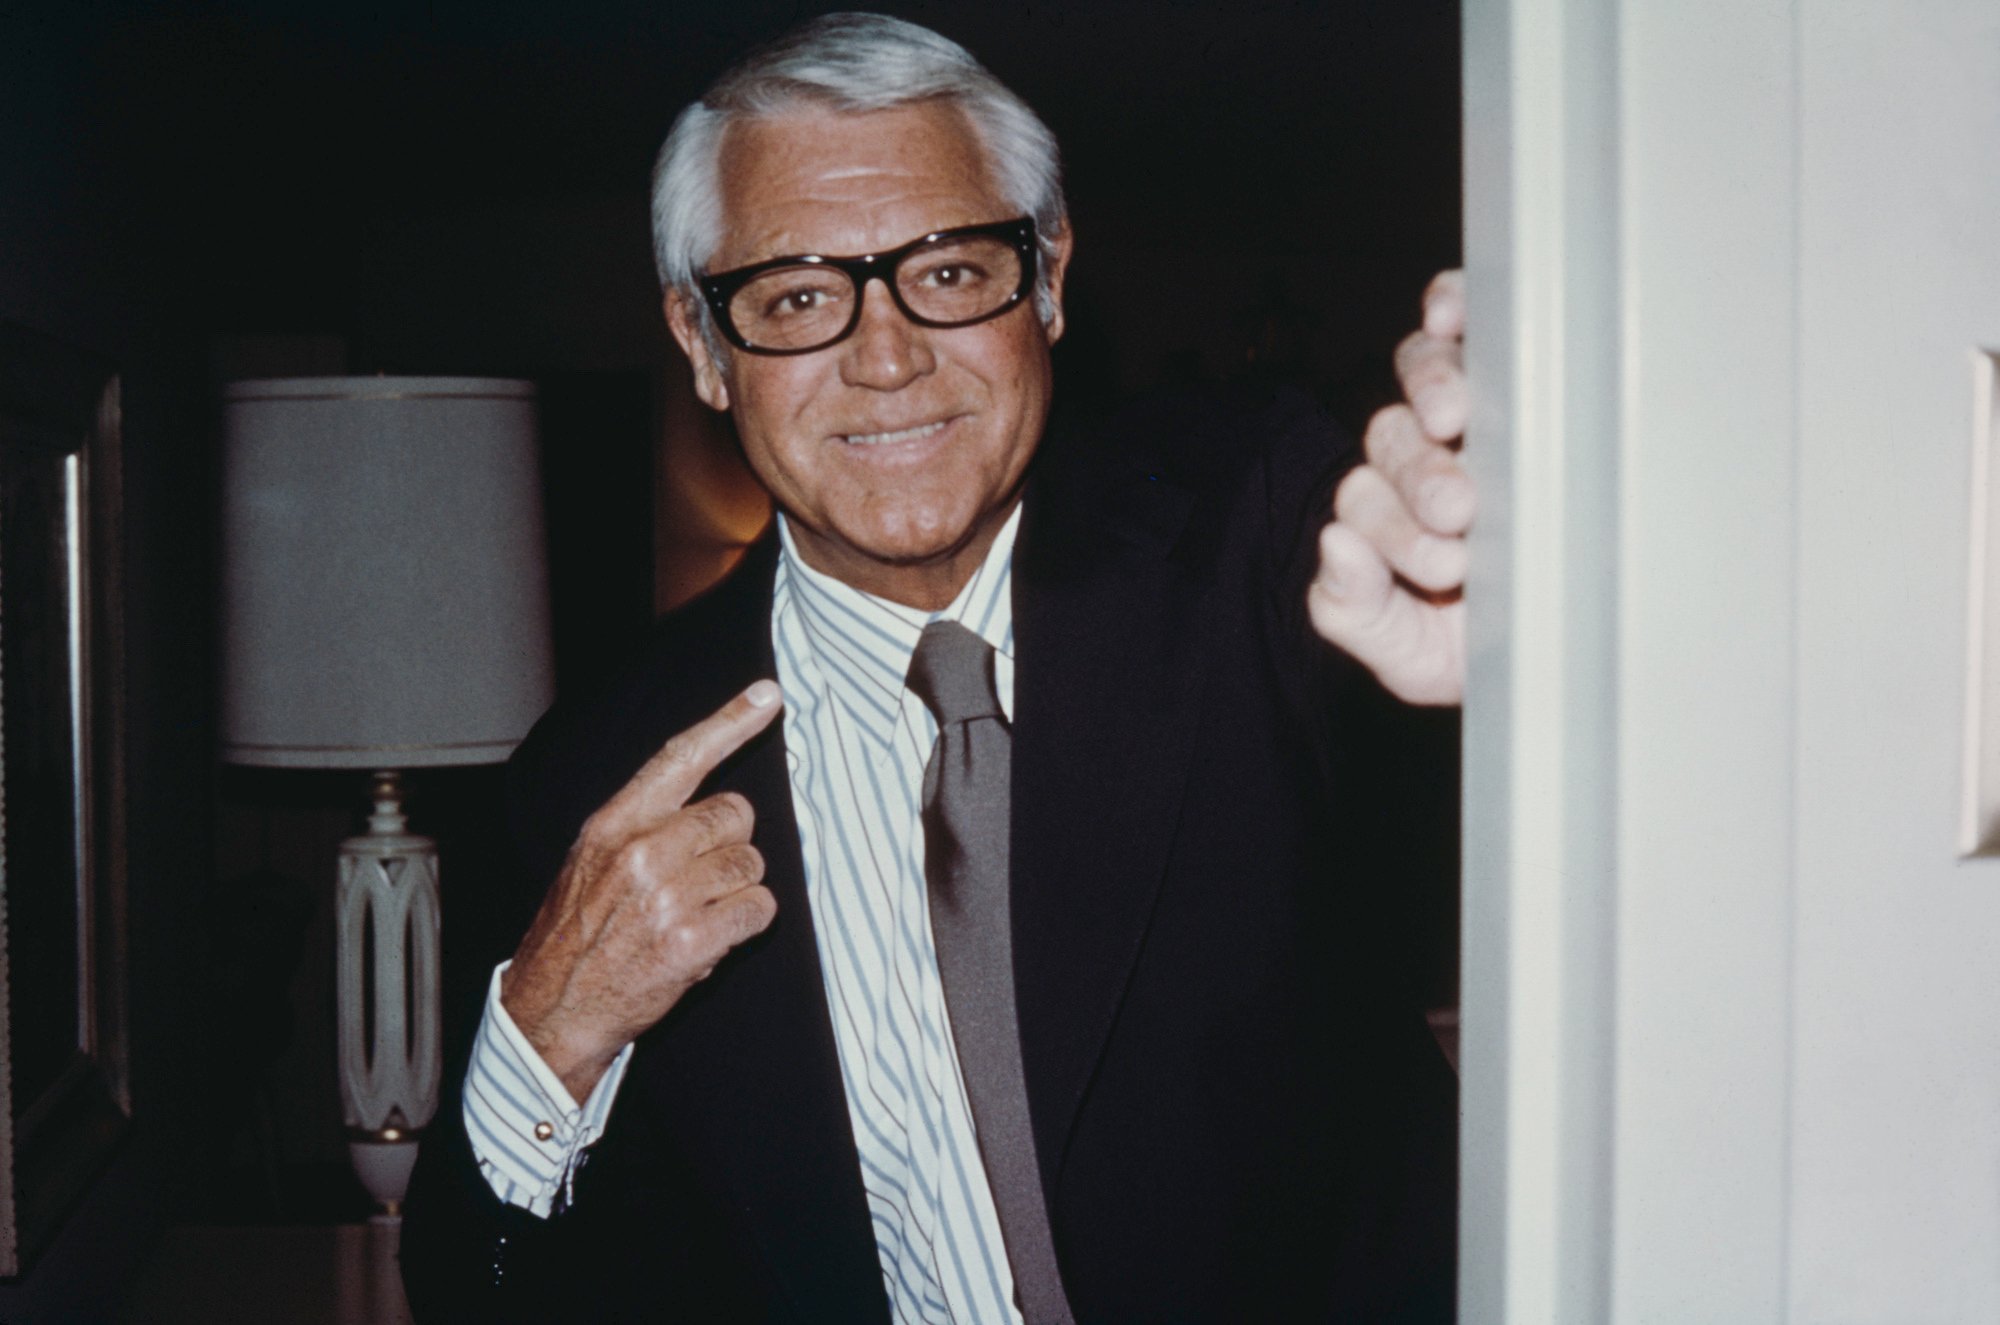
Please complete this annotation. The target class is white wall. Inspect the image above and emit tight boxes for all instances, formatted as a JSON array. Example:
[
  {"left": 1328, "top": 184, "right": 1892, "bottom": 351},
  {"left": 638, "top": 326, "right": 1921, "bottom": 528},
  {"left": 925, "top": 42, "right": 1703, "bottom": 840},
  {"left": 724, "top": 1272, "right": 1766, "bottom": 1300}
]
[
  {"left": 1789, "top": 2, "right": 2000, "bottom": 1318},
  {"left": 1463, "top": 1, "right": 2000, "bottom": 1320}
]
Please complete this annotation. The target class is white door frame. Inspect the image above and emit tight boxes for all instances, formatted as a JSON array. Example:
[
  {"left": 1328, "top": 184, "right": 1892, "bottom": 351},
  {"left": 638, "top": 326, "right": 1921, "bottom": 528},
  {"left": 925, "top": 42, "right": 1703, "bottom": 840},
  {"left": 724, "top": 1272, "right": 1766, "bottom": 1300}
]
[{"left": 1459, "top": 3, "right": 1800, "bottom": 1320}]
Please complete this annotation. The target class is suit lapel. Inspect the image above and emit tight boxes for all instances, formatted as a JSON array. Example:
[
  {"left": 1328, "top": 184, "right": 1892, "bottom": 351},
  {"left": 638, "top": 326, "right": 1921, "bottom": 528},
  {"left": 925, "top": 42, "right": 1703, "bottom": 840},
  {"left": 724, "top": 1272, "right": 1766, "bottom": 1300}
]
[
  {"left": 1010, "top": 449, "right": 1213, "bottom": 1193},
  {"left": 624, "top": 535, "right": 890, "bottom": 1323}
]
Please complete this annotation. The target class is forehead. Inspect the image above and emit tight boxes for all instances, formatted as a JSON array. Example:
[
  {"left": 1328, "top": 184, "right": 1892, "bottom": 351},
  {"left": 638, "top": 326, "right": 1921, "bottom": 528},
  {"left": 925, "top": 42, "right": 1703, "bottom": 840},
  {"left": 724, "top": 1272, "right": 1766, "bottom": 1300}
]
[{"left": 711, "top": 102, "right": 1009, "bottom": 269}]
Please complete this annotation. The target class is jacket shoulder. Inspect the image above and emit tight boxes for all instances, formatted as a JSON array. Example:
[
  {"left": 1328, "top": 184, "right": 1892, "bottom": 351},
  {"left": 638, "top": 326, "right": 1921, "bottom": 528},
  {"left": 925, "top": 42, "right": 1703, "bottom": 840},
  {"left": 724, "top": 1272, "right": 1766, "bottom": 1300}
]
[{"left": 1040, "top": 381, "right": 1358, "bottom": 583}]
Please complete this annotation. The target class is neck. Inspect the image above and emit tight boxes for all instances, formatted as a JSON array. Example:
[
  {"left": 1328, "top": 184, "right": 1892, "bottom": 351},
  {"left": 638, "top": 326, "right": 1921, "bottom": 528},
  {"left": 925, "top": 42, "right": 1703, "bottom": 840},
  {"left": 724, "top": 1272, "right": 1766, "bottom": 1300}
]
[{"left": 785, "top": 503, "right": 1017, "bottom": 611}]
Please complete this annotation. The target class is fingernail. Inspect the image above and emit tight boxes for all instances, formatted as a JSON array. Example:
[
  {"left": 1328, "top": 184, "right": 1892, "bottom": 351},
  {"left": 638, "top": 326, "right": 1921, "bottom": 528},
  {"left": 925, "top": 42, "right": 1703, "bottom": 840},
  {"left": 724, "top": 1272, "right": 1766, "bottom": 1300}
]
[{"left": 746, "top": 680, "right": 780, "bottom": 708}]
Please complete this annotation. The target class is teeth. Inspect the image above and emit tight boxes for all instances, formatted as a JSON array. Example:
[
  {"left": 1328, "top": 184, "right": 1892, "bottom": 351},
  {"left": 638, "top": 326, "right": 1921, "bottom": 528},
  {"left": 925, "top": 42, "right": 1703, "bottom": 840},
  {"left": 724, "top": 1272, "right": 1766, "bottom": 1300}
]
[{"left": 841, "top": 419, "right": 947, "bottom": 446}]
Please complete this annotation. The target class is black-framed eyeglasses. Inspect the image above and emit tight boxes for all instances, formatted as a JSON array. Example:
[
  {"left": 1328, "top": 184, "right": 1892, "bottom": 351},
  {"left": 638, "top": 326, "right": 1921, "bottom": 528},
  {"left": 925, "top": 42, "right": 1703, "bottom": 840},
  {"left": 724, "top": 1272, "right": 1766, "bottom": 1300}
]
[{"left": 699, "top": 217, "right": 1039, "bottom": 356}]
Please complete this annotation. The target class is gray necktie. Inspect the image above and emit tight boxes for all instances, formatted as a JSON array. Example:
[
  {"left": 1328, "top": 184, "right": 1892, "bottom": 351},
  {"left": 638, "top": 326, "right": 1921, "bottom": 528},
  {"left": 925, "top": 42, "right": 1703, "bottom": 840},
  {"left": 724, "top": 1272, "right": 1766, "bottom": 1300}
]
[{"left": 907, "top": 620, "right": 1074, "bottom": 1325}]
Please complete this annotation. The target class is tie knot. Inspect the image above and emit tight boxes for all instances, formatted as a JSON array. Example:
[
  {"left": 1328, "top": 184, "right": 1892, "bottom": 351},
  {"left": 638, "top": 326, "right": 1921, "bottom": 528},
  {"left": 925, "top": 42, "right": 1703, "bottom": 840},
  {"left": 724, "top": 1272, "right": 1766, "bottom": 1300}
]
[{"left": 907, "top": 620, "right": 1003, "bottom": 726}]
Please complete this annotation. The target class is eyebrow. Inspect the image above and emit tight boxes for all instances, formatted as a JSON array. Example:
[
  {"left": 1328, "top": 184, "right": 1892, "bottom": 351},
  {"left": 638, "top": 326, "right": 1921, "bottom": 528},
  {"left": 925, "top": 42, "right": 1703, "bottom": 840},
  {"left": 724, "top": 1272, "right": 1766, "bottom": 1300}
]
[{"left": 709, "top": 217, "right": 1014, "bottom": 276}]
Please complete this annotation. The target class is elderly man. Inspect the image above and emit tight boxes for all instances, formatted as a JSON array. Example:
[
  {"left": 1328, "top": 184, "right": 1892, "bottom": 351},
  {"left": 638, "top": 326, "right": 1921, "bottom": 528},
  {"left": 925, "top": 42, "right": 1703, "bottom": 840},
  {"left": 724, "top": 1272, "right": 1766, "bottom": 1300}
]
[{"left": 402, "top": 12, "right": 1470, "bottom": 1323}]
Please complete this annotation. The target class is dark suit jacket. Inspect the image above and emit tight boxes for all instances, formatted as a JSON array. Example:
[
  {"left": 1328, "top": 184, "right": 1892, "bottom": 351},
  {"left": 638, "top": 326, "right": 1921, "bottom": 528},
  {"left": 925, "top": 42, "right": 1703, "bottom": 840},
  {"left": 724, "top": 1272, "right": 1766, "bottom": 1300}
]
[{"left": 401, "top": 386, "right": 1458, "bottom": 1323}]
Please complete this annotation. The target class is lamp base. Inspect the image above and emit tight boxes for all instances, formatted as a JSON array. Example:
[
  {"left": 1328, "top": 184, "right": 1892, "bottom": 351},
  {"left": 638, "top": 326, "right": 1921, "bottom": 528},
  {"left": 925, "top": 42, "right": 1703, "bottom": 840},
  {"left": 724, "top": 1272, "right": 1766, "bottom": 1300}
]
[
  {"left": 347, "top": 1137, "right": 420, "bottom": 1219},
  {"left": 336, "top": 771, "right": 442, "bottom": 1215}
]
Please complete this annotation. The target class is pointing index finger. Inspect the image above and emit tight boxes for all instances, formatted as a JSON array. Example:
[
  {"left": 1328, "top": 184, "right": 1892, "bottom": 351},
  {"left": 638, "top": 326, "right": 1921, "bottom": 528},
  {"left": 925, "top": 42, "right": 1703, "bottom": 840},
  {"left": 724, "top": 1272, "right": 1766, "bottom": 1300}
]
[{"left": 593, "top": 681, "right": 783, "bottom": 842}]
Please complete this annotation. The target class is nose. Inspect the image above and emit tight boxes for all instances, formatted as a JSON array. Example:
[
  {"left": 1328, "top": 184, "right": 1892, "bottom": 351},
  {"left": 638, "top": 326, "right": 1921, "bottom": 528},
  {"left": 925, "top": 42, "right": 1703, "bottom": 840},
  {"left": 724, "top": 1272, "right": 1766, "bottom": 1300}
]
[{"left": 838, "top": 275, "right": 936, "bottom": 391}]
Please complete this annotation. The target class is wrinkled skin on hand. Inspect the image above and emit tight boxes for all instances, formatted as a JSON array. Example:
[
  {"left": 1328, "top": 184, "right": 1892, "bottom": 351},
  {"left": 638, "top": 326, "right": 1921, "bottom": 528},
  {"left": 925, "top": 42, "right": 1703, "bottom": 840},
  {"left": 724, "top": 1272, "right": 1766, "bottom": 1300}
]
[{"left": 500, "top": 681, "right": 785, "bottom": 1102}]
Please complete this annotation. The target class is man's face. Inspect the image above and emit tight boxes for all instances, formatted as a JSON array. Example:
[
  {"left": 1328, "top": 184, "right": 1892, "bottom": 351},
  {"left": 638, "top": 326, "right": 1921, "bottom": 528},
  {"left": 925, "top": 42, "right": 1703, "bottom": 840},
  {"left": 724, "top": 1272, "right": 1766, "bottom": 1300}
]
[{"left": 666, "top": 103, "right": 1070, "bottom": 608}]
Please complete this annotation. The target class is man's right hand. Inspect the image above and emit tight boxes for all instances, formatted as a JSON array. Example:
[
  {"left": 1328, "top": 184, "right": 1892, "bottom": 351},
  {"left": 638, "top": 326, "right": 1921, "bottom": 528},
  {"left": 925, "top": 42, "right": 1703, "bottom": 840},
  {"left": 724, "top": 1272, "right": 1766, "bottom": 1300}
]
[{"left": 500, "top": 680, "right": 786, "bottom": 1103}]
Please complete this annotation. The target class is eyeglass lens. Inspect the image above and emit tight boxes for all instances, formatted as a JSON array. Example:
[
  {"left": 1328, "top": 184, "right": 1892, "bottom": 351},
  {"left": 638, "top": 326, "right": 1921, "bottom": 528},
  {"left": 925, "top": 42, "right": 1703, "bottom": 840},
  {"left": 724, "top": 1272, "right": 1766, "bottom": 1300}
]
[{"left": 726, "top": 232, "right": 1025, "bottom": 352}]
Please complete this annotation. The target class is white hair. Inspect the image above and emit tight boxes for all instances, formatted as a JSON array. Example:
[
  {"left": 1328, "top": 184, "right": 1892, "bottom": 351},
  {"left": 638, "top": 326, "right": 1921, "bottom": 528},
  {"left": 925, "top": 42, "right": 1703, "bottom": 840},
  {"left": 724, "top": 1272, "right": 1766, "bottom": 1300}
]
[{"left": 650, "top": 12, "right": 1069, "bottom": 336}]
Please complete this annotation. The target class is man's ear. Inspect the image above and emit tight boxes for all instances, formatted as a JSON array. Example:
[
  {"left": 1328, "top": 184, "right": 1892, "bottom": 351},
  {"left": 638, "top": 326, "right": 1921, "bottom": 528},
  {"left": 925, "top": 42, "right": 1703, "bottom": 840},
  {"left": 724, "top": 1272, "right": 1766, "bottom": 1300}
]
[
  {"left": 665, "top": 290, "right": 731, "bottom": 413},
  {"left": 1042, "top": 223, "right": 1076, "bottom": 347}
]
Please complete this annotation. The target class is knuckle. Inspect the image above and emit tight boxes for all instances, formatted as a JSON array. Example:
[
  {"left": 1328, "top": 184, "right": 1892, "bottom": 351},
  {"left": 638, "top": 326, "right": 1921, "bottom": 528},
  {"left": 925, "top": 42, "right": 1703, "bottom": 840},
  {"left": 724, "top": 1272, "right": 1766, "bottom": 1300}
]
[
  {"left": 1376, "top": 518, "right": 1421, "bottom": 567},
  {"left": 1334, "top": 465, "right": 1389, "bottom": 524},
  {"left": 1394, "top": 327, "right": 1429, "bottom": 365},
  {"left": 721, "top": 843, "right": 767, "bottom": 888},
  {"left": 1308, "top": 583, "right": 1360, "bottom": 645},
  {"left": 655, "top": 735, "right": 702, "bottom": 780},
  {"left": 683, "top": 796, "right": 735, "bottom": 840},
  {"left": 691, "top": 791, "right": 753, "bottom": 840},
  {"left": 1415, "top": 449, "right": 1462, "bottom": 493},
  {"left": 612, "top": 836, "right": 657, "bottom": 883},
  {"left": 1386, "top": 400, "right": 1425, "bottom": 439},
  {"left": 736, "top": 888, "right": 778, "bottom": 938},
  {"left": 644, "top": 879, "right": 687, "bottom": 926},
  {"left": 1333, "top": 467, "right": 1365, "bottom": 520},
  {"left": 1362, "top": 402, "right": 1403, "bottom": 450},
  {"left": 716, "top": 791, "right": 756, "bottom": 833},
  {"left": 1317, "top": 519, "right": 1349, "bottom": 564},
  {"left": 1433, "top": 541, "right": 1470, "bottom": 587},
  {"left": 1406, "top": 536, "right": 1467, "bottom": 591},
  {"left": 1325, "top": 518, "right": 1371, "bottom": 564},
  {"left": 1370, "top": 402, "right": 1421, "bottom": 455},
  {"left": 574, "top": 809, "right": 619, "bottom": 857},
  {"left": 678, "top": 797, "right": 718, "bottom": 833},
  {"left": 663, "top": 917, "right": 712, "bottom": 963},
  {"left": 1397, "top": 344, "right": 1448, "bottom": 391}
]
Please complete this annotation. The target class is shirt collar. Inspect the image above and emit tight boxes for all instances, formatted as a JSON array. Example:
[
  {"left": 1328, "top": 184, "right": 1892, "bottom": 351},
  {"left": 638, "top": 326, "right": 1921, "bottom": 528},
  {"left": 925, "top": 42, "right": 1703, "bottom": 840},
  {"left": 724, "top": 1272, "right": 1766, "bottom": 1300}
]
[{"left": 777, "top": 505, "right": 1019, "bottom": 752}]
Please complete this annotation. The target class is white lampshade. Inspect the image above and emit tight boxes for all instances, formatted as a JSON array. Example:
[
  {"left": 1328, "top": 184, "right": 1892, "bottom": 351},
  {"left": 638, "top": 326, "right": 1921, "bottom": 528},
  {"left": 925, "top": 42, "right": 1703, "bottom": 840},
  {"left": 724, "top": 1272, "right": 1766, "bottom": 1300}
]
[{"left": 220, "top": 376, "right": 555, "bottom": 769}]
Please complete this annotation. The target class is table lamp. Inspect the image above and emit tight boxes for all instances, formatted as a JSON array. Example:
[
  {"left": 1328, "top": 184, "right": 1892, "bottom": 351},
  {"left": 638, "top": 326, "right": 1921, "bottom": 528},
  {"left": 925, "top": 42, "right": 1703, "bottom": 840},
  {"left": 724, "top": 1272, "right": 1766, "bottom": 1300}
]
[{"left": 219, "top": 376, "right": 554, "bottom": 1215}]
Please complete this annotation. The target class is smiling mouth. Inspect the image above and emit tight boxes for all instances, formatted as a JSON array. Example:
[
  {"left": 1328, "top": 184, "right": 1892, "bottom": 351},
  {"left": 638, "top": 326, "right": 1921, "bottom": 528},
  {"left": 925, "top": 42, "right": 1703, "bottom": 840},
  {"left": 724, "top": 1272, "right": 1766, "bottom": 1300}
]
[{"left": 838, "top": 418, "right": 951, "bottom": 447}]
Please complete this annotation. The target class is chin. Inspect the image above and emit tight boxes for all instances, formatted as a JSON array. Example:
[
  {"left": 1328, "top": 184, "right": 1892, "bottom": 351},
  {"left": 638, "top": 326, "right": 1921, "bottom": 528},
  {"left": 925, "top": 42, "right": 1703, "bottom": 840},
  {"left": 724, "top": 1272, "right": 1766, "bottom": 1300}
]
[
  {"left": 850, "top": 522, "right": 981, "bottom": 568},
  {"left": 842, "top": 498, "right": 987, "bottom": 561}
]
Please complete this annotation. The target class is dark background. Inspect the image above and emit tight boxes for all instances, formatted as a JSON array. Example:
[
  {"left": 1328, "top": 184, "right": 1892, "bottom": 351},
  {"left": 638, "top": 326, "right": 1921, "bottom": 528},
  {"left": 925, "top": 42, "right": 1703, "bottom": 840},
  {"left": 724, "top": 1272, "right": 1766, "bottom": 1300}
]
[{"left": 0, "top": 2, "right": 1459, "bottom": 1316}]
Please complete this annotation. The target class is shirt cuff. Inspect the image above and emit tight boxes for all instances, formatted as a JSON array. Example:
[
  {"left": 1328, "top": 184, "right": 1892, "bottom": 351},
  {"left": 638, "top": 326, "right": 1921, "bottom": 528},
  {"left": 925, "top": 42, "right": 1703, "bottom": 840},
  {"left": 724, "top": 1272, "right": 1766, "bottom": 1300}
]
[{"left": 462, "top": 960, "right": 633, "bottom": 1218}]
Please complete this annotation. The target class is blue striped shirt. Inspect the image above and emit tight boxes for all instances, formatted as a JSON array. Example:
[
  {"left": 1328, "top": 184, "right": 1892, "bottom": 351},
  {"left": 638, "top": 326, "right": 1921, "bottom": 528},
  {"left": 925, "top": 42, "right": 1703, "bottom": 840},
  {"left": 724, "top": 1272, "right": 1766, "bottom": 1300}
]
[
  {"left": 465, "top": 506, "right": 1023, "bottom": 1323},
  {"left": 771, "top": 507, "right": 1021, "bottom": 1324}
]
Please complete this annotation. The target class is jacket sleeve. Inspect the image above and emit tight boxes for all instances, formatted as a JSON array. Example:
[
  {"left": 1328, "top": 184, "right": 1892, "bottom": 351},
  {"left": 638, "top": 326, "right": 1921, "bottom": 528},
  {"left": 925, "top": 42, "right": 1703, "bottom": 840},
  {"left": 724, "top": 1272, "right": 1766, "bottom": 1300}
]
[
  {"left": 399, "top": 1040, "right": 580, "bottom": 1324},
  {"left": 398, "top": 614, "right": 788, "bottom": 1323},
  {"left": 398, "top": 738, "right": 585, "bottom": 1323}
]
